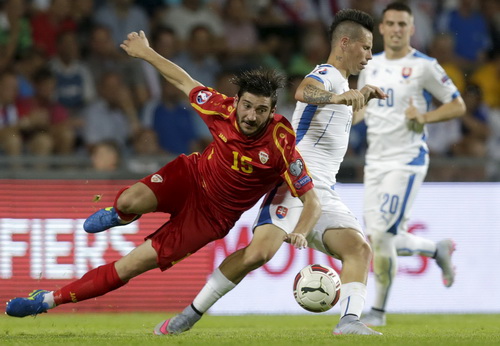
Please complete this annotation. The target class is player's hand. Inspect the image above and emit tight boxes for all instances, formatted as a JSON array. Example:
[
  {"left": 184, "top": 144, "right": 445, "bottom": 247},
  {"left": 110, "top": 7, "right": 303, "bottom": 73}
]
[
  {"left": 405, "top": 98, "right": 425, "bottom": 133},
  {"left": 120, "top": 30, "right": 150, "bottom": 59},
  {"left": 334, "top": 89, "right": 366, "bottom": 112},
  {"left": 360, "top": 84, "right": 387, "bottom": 103},
  {"left": 284, "top": 233, "right": 308, "bottom": 249}
]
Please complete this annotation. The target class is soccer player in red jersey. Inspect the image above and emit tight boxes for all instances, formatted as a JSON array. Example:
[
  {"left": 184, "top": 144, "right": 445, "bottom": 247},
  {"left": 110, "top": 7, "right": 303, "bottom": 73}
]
[{"left": 6, "top": 31, "right": 321, "bottom": 321}]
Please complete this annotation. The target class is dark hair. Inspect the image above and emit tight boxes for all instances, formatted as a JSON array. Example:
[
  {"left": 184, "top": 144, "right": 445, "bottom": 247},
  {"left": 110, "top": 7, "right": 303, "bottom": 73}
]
[
  {"left": 382, "top": 2, "right": 412, "bottom": 16},
  {"left": 329, "top": 9, "right": 374, "bottom": 42},
  {"left": 464, "top": 83, "right": 482, "bottom": 97},
  {"left": 150, "top": 25, "right": 177, "bottom": 44},
  {"left": 231, "top": 68, "right": 286, "bottom": 108},
  {"left": 33, "top": 67, "right": 55, "bottom": 84}
]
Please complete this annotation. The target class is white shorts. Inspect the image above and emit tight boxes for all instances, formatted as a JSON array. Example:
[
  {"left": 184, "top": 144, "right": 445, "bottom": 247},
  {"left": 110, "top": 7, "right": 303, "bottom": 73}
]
[
  {"left": 253, "top": 183, "right": 363, "bottom": 257},
  {"left": 363, "top": 162, "right": 428, "bottom": 236}
]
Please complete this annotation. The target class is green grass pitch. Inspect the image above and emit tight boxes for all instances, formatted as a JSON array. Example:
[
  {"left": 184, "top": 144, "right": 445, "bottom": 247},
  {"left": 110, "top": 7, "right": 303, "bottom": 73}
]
[{"left": 1, "top": 313, "right": 500, "bottom": 345}]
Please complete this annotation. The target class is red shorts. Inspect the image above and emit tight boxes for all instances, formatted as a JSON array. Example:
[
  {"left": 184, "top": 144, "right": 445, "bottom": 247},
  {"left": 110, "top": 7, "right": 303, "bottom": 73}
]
[{"left": 140, "top": 154, "right": 234, "bottom": 270}]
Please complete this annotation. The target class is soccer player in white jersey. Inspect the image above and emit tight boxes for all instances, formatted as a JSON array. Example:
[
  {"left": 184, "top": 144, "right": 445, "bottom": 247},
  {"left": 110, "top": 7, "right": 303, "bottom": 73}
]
[
  {"left": 356, "top": 2, "right": 466, "bottom": 327},
  {"left": 159, "top": 9, "right": 387, "bottom": 336}
]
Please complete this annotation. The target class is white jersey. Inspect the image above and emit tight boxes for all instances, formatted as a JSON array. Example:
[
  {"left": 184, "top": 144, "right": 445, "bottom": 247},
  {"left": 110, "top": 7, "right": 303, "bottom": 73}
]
[
  {"left": 358, "top": 49, "right": 460, "bottom": 166},
  {"left": 291, "top": 64, "right": 352, "bottom": 189},
  {"left": 253, "top": 64, "right": 363, "bottom": 252}
]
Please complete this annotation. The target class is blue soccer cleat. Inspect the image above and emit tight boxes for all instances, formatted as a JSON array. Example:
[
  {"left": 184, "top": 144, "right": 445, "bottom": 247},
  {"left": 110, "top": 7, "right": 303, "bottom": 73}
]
[
  {"left": 6, "top": 289, "right": 50, "bottom": 317},
  {"left": 84, "top": 207, "right": 128, "bottom": 233}
]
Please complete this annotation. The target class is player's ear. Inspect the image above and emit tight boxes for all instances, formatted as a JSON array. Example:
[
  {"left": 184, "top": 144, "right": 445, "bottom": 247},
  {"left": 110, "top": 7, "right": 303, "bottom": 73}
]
[
  {"left": 233, "top": 95, "right": 238, "bottom": 108},
  {"left": 340, "top": 36, "right": 350, "bottom": 51},
  {"left": 409, "top": 24, "right": 415, "bottom": 37}
]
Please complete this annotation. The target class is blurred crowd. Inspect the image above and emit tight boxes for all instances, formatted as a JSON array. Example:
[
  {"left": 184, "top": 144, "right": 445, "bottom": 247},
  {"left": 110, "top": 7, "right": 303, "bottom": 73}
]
[{"left": 0, "top": 0, "right": 498, "bottom": 181}]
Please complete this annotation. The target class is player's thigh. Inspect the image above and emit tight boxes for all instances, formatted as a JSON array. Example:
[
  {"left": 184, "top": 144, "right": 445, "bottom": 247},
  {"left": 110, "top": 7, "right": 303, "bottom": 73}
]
[
  {"left": 115, "top": 239, "right": 158, "bottom": 281},
  {"left": 322, "top": 228, "right": 370, "bottom": 261},
  {"left": 139, "top": 154, "right": 197, "bottom": 215},
  {"left": 248, "top": 223, "right": 288, "bottom": 262},
  {"left": 308, "top": 192, "right": 364, "bottom": 259},
  {"left": 147, "top": 212, "right": 221, "bottom": 271},
  {"left": 253, "top": 183, "right": 303, "bottom": 234}
]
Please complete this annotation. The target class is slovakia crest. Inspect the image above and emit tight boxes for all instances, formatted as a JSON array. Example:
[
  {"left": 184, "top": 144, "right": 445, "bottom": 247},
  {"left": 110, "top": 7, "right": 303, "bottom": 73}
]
[
  {"left": 276, "top": 206, "right": 288, "bottom": 219},
  {"left": 259, "top": 151, "right": 269, "bottom": 164},
  {"left": 196, "top": 90, "right": 212, "bottom": 104},
  {"left": 402, "top": 67, "right": 412, "bottom": 79}
]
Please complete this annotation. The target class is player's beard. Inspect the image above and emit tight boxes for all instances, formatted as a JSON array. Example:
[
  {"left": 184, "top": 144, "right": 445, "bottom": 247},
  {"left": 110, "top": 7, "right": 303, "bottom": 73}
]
[{"left": 238, "top": 116, "right": 271, "bottom": 137}]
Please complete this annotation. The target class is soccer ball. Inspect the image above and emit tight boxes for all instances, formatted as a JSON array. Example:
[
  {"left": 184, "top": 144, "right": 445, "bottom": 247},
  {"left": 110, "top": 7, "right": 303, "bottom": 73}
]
[{"left": 293, "top": 264, "right": 341, "bottom": 313}]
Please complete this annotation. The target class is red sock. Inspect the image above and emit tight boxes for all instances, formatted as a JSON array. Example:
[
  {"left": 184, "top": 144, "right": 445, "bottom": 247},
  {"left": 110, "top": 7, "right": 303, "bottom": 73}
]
[
  {"left": 114, "top": 186, "right": 138, "bottom": 222},
  {"left": 53, "top": 262, "right": 126, "bottom": 306}
]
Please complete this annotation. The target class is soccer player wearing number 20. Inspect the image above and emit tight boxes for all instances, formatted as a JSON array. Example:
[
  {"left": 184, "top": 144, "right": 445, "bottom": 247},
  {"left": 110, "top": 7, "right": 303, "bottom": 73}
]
[
  {"left": 356, "top": 2, "right": 466, "bottom": 327},
  {"left": 5, "top": 31, "right": 321, "bottom": 330}
]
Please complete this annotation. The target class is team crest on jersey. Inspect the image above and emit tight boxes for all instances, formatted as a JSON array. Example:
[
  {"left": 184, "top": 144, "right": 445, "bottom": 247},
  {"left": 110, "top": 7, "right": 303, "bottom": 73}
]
[
  {"left": 314, "top": 67, "right": 328, "bottom": 75},
  {"left": 276, "top": 206, "right": 288, "bottom": 219},
  {"left": 196, "top": 90, "right": 212, "bottom": 104},
  {"left": 151, "top": 174, "right": 163, "bottom": 183},
  {"left": 402, "top": 67, "right": 412, "bottom": 79},
  {"left": 259, "top": 151, "right": 269, "bottom": 164},
  {"left": 289, "top": 159, "right": 304, "bottom": 176}
]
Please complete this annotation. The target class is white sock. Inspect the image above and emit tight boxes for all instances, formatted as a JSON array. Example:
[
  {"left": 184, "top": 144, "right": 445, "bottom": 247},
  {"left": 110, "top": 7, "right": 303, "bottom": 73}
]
[
  {"left": 192, "top": 268, "right": 236, "bottom": 313},
  {"left": 43, "top": 291, "right": 56, "bottom": 309},
  {"left": 338, "top": 282, "right": 367, "bottom": 319},
  {"left": 371, "top": 232, "right": 397, "bottom": 311},
  {"left": 395, "top": 232, "right": 437, "bottom": 257}
]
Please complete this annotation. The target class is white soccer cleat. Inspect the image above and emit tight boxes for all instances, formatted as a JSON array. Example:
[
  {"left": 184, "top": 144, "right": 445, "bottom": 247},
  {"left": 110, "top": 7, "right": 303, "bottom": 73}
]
[
  {"left": 360, "top": 309, "right": 386, "bottom": 327},
  {"left": 154, "top": 319, "right": 172, "bottom": 335},
  {"left": 153, "top": 305, "right": 201, "bottom": 335},
  {"left": 435, "top": 239, "right": 456, "bottom": 288},
  {"left": 333, "top": 315, "right": 383, "bottom": 335}
]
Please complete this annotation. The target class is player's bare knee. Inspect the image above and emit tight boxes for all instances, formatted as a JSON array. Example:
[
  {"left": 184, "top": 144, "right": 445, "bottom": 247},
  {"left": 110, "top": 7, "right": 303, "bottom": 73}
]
[
  {"left": 344, "top": 237, "right": 372, "bottom": 264},
  {"left": 370, "top": 232, "right": 396, "bottom": 257},
  {"left": 116, "top": 191, "right": 139, "bottom": 214},
  {"left": 350, "top": 237, "right": 372, "bottom": 263},
  {"left": 116, "top": 192, "right": 133, "bottom": 214}
]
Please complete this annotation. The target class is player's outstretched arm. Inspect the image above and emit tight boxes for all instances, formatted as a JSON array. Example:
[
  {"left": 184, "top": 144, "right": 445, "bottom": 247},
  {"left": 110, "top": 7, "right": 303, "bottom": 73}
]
[
  {"left": 284, "top": 189, "right": 321, "bottom": 249},
  {"left": 406, "top": 96, "right": 466, "bottom": 125},
  {"left": 120, "top": 30, "right": 202, "bottom": 97},
  {"left": 295, "top": 77, "right": 366, "bottom": 111}
]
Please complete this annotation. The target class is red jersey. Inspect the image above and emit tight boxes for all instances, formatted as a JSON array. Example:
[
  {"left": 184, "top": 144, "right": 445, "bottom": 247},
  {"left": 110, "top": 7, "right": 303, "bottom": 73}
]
[{"left": 189, "top": 86, "right": 314, "bottom": 218}]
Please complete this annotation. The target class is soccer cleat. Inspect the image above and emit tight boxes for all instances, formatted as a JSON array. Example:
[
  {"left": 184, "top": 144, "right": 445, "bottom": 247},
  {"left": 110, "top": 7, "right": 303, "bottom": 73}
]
[
  {"left": 154, "top": 319, "right": 172, "bottom": 335},
  {"left": 333, "top": 315, "right": 383, "bottom": 335},
  {"left": 360, "top": 308, "right": 387, "bottom": 327},
  {"left": 83, "top": 207, "right": 137, "bottom": 233},
  {"left": 435, "top": 239, "right": 456, "bottom": 288},
  {"left": 6, "top": 290, "right": 50, "bottom": 317},
  {"left": 154, "top": 305, "right": 202, "bottom": 335}
]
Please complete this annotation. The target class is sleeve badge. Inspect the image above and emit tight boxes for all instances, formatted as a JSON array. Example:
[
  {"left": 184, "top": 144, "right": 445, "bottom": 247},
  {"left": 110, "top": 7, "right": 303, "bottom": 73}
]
[{"left": 196, "top": 90, "right": 213, "bottom": 104}]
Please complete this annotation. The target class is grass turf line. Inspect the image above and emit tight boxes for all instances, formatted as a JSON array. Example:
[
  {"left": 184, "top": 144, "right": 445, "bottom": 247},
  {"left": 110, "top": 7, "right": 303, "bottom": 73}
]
[{"left": 1, "top": 313, "right": 500, "bottom": 345}]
